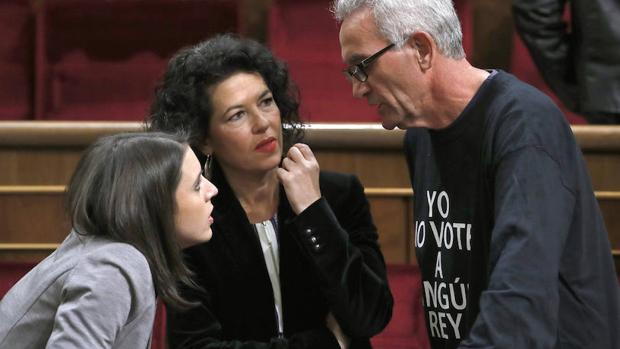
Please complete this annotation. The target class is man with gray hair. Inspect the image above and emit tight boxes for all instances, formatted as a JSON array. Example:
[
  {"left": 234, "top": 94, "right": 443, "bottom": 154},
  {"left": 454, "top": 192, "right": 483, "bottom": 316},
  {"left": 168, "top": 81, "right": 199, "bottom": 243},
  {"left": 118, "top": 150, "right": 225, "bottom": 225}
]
[{"left": 333, "top": 0, "right": 620, "bottom": 348}]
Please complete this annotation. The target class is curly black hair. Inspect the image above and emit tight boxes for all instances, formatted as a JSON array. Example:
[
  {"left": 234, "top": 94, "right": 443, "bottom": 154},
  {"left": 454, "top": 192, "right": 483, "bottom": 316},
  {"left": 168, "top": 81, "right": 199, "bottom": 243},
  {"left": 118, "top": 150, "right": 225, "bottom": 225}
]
[{"left": 147, "top": 33, "right": 304, "bottom": 152}]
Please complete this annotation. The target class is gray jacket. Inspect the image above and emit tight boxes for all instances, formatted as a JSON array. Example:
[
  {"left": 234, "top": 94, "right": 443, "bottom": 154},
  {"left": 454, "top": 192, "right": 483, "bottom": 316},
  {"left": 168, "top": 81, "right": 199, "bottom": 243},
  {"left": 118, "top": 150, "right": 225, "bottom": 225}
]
[{"left": 0, "top": 231, "right": 156, "bottom": 349}]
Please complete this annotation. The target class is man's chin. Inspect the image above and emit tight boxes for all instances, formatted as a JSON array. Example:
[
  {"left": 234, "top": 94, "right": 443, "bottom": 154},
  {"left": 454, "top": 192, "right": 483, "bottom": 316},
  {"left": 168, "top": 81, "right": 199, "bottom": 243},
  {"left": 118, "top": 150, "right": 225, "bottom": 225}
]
[
  {"left": 379, "top": 110, "right": 401, "bottom": 130},
  {"left": 381, "top": 121, "right": 397, "bottom": 130}
]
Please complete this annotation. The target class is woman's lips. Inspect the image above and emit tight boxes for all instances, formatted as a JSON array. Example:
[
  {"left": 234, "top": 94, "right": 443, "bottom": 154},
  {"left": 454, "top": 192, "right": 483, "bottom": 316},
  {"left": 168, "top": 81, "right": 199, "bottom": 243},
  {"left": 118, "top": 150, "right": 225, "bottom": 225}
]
[{"left": 255, "top": 137, "right": 277, "bottom": 153}]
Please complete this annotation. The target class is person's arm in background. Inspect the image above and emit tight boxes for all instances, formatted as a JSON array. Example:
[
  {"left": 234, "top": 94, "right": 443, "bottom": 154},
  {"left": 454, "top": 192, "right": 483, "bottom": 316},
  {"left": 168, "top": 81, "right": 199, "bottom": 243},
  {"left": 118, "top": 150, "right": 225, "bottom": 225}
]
[
  {"left": 512, "top": 0, "right": 578, "bottom": 110},
  {"left": 459, "top": 136, "right": 574, "bottom": 347},
  {"left": 278, "top": 143, "right": 394, "bottom": 339}
]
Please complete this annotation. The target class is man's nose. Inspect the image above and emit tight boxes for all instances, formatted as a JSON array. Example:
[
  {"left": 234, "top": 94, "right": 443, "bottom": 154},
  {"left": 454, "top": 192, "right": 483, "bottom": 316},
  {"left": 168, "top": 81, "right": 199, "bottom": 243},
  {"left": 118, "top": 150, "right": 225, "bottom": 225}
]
[{"left": 352, "top": 79, "right": 370, "bottom": 99}]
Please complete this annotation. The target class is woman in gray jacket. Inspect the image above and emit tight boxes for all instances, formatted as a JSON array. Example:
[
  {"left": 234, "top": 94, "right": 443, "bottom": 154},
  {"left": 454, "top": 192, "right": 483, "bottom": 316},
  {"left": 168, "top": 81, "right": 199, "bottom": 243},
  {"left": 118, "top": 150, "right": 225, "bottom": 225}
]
[{"left": 0, "top": 132, "right": 218, "bottom": 349}]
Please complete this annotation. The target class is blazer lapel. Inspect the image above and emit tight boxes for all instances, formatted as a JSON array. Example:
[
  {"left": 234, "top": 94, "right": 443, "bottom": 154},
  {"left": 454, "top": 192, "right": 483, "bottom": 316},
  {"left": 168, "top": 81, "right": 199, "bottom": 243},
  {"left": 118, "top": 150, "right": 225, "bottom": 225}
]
[{"left": 210, "top": 162, "right": 267, "bottom": 279}]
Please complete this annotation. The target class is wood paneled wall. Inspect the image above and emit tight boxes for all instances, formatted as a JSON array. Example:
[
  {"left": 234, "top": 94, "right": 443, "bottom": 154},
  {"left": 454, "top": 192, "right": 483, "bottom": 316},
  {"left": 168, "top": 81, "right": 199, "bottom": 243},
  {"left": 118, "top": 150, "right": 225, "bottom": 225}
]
[{"left": 1, "top": 122, "right": 619, "bottom": 267}]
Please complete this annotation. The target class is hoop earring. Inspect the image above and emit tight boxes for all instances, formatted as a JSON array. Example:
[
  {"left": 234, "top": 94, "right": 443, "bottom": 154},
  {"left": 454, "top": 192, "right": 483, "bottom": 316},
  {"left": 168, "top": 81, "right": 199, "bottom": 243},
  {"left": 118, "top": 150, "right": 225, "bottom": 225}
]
[{"left": 203, "top": 153, "right": 213, "bottom": 180}]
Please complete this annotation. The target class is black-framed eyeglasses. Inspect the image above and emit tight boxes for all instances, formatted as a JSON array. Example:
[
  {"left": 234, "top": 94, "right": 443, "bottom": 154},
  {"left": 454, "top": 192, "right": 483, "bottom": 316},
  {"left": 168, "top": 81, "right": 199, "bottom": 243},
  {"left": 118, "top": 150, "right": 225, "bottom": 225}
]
[{"left": 343, "top": 43, "right": 395, "bottom": 83}]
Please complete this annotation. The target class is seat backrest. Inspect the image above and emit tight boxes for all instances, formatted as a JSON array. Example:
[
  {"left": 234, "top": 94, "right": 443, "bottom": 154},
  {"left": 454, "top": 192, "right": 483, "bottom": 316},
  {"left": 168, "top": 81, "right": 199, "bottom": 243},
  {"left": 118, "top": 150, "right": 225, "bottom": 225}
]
[
  {"left": 39, "top": 0, "right": 239, "bottom": 120},
  {"left": 0, "top": 0, "right": 34, "bottom": 120},
  {"left": 371, "top": 264, "right": 430, "bottom": 349}
]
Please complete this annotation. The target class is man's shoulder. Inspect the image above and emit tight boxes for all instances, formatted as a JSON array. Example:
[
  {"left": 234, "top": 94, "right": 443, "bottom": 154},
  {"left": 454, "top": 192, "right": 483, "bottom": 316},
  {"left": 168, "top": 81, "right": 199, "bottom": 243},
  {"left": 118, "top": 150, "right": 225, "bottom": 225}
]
[
  {"left": 484, "top": 71, "right": 570, "bottom": 139},
  {"left": 487, "top": 71, "right": 559, "bottom": 115}
]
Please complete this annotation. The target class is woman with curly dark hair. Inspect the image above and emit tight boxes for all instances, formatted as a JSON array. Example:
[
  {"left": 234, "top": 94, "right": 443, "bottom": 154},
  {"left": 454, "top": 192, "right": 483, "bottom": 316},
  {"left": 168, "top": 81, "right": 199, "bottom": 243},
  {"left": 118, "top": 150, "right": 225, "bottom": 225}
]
[{"left": 147, "top": 34, "right": 393, "bottom": 349}]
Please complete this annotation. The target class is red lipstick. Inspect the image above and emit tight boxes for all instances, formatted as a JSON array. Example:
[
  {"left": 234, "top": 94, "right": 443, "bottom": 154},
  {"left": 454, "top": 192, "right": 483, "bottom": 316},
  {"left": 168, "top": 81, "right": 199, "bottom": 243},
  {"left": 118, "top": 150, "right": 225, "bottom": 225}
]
[{"left": 255, "top": 137, "right": 277, "bottom": 153}]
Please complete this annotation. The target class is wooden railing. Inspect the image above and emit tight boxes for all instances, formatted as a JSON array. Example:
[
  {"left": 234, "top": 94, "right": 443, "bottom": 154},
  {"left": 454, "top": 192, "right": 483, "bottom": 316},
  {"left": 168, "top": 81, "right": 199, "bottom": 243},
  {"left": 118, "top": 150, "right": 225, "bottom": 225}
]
[{"left": 1, "top": 121, "right": 619, "bottom": 266}]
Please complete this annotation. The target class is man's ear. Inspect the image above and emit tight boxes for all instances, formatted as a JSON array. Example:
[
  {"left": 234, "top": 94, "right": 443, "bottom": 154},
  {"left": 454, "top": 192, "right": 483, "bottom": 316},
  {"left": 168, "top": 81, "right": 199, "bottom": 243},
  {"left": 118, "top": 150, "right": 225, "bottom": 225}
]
[{"left": 407, "top": 32, "right": 434, "bottom": 71}]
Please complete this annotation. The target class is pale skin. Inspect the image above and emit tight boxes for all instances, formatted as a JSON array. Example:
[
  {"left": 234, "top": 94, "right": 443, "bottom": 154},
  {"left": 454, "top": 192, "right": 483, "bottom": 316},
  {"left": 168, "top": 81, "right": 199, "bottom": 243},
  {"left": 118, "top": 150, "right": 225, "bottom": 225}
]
[
  {"left": 338, "top": 6, "right": 490, "bottom": 130},
  {"left": 202, "top": 72, "right": 321, "bottom": 221},
  {"left": 174, "top": 148, "right": 218, "bottom": 248},
  {"left": 277, "top": 143, "right": 321, "bottom": 215}
]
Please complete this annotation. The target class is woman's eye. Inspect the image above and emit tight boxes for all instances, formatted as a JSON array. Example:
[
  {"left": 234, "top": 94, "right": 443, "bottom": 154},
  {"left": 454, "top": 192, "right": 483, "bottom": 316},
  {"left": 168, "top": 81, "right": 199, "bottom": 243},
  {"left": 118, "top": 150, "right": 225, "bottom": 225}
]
[
  {"left": 227, "top": 111, "right": 244, "bottom": 122},
  {"left": 194, "top": 176, "right": 205, "bottom": 191},
  {"left": 261, "top": 97, "right": 274, "bottom": 107}
]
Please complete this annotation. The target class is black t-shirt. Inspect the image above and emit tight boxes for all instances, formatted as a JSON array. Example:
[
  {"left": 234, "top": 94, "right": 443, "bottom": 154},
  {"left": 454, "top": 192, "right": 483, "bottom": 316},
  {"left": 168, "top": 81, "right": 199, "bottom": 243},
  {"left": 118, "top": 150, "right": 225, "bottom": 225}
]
[{"left": 404, "top": 70, "right": 620, "bottom": 348}]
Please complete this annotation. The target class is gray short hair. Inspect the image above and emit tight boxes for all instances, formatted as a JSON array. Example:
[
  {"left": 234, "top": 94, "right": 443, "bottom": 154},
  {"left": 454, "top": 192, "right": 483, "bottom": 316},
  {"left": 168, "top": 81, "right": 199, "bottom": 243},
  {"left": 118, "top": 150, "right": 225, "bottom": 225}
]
[{"left": 332, "top": 0, "right": 465, "bottom": 59}]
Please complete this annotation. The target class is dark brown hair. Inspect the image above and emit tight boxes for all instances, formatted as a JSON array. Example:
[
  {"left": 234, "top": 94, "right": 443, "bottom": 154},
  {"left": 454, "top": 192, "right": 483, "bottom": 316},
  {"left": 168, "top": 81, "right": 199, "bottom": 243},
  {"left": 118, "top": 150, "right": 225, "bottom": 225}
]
[
  {"left": 65, "top": 132, "right": 195, "bottom": 310},
  {"left": 147, "top": 33, "right": 304, "bottom": 152}
]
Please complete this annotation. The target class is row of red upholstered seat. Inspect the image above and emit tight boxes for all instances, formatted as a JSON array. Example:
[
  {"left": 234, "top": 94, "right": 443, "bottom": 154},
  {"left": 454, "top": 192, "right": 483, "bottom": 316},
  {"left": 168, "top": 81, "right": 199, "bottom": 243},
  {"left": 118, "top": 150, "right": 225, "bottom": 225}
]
[
  {"left": 3, "top": 261, "right": 619, "bottom": 348},
  {"left": 0, "top": 0, "right": 584, "bottom": 123},
  {"left": 0, "top": 262, "right": 428, "bottom": 349},
  {"left": 0, "top": 0, "right": 239, "bottom": 121},
  {"left": 5, "top": 260, "right": 430, "bottom": 348},
  {"left": 268, "top": 0, "right": 585, "bottom": 124}
]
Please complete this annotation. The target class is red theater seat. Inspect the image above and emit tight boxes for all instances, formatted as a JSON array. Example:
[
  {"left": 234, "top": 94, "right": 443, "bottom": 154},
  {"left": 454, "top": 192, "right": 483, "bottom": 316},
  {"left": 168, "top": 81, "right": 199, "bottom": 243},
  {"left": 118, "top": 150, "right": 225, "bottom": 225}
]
[
  {"left": 2, "top": 261, "right": 619, "bottom": 348},
  {"left": 46, "top": 52, "right": 164, "bottom": 121},
  {"left": 38, "top": 0, "right": 239, "bottom": 120},
  {"left": 268, "top": 0, "right": 585, "bottom": 124},
  {"left": 269, "top": 0, "right": 381, "bottom": 122},
  {"left": 372, "top": 264, "right": 430, "bottom": 349},
  {"left": 509, "top": 33, "right": 585, "bottom": 124},
  {"left": 0, "top": 0, "right": 34, "bottom": 120}
]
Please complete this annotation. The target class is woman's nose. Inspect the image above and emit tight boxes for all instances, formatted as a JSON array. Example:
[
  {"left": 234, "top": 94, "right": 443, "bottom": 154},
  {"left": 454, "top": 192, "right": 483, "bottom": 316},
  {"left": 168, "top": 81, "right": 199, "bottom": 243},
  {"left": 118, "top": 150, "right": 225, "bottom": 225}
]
[
  {"left": 252, "top": 112, "right": 270, "bottom": 132},
  {"left": 204, "top": 181, "right": 218, "bottom": 201}
]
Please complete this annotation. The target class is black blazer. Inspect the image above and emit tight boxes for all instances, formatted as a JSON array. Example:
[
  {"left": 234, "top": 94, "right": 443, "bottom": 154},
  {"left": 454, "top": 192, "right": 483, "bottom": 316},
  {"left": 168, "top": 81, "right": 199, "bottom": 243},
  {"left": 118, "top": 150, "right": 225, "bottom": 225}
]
[{"left": 167, "top": 164, "right": 393, "bottom": 349}]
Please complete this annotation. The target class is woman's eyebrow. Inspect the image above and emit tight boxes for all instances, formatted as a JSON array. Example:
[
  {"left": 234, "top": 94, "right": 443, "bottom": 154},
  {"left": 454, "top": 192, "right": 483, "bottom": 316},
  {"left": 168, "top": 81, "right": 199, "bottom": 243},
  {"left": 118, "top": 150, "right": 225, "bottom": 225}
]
[{"left": 258, "top": 89, "right": 271, "bottom": 100}]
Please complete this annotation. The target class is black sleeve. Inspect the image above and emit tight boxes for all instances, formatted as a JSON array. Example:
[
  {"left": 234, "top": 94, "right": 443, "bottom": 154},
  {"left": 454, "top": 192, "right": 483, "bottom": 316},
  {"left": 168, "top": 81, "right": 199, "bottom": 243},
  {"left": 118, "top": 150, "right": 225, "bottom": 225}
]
[
  {"left": 288, "top": 174, "right": 394, "bottom": 338},
  {"left": 459, "top": 145, "right": 575, "bottom": 348},
  {"left": 512, "top": 0, "right": 578, "bottom": 109},
  {"left": 167, "top": 282, "right": 341, "bottom": 349}
]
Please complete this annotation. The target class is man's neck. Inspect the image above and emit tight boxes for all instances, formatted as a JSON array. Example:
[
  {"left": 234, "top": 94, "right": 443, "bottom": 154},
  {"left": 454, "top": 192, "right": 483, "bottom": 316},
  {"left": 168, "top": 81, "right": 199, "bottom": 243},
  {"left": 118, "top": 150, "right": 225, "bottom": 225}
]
[{"left": 429, "top": 58, "right": 490, "bottom": 129}]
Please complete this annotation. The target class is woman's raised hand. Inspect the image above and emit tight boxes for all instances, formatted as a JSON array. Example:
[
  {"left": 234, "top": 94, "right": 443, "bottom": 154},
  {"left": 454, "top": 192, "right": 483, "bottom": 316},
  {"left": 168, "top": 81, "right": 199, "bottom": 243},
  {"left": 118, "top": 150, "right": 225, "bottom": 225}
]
[{"left": 276, "top": 143, "right": 321, "bottom": 214}]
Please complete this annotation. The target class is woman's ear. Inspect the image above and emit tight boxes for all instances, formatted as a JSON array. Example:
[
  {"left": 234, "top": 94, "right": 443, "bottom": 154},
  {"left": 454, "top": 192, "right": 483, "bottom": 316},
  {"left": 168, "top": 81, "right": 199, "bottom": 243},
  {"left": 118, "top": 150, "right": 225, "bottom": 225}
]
[
  {"left": 408, "top": 32, "right": 434, "bottom": 71},
  {"left": 200, "top": 140, "right": 213, "bottom": 156}
]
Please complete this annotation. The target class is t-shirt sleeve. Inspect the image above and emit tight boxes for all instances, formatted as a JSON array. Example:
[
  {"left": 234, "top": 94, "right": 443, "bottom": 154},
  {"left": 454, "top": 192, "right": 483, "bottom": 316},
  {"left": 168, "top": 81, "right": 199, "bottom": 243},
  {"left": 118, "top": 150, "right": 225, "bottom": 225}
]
[
  {"left": 460, "top": 145, "right": 575, "bottom": 348},
  {"left": 46, "top": 244, "right": 154, "bottom": 349}
]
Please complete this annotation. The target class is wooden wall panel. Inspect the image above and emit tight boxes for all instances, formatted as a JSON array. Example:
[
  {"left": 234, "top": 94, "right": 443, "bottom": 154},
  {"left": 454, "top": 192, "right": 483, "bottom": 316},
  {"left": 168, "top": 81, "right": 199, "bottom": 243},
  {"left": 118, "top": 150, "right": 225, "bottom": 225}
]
[
  {"left": 0, "top": 147, "right": 82, "bottom": 185},
  {"left": 584, "top": 154, "right": 620, "bottom": 191},
  {"left": 1, "top": 122, "right": 619, "bottom": 267},
  {"left": 0, "top": 192, "right": 68, "bottom": 242},
  {"left": 600, "top": 198, "right": 620, "bottom": 250},
  {"left": 0, "top": 189, "right": 66, "bottom": 262},
  {"left": 367, "top": 196, "right": 410, "bottom": 264},
  {"left": 315, "top": 151, "right": 410, "bottom": 188},
  {"left": 0, "top": 252, "right": 54, "bottom": 263}
]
